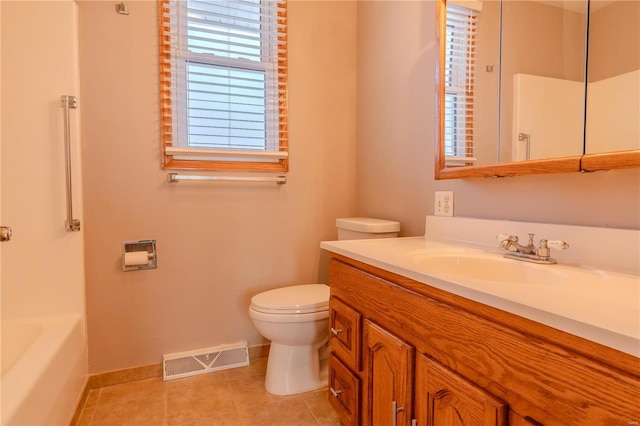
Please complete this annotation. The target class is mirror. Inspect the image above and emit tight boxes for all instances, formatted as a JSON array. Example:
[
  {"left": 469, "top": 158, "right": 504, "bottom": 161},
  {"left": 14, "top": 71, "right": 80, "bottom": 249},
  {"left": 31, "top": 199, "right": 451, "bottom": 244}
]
[
  {"left": 499, "top": 0, "right": 587, "bottom": 163},
  {"left": 585, "top": 0, "right": 639, "bottom": 155},
  {"left": 582, "top": 0, "right": 640, "bottom": 172},
  {"left": 436, "top": 0, "right": 640, "bottom": 179}
]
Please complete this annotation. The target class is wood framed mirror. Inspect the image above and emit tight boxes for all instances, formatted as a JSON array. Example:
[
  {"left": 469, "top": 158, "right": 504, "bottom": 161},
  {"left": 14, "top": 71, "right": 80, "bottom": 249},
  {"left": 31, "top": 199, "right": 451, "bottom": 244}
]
[
  {"left": 435, "top": 0, "right": 640, "bottom": 180},
  {"left": 581, "top": 0, "right": 640, "bottom": 172}
]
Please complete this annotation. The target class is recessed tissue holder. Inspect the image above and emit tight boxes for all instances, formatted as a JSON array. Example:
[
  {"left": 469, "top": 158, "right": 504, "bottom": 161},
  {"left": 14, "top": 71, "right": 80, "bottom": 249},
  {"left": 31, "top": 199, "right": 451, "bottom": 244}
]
[{"left": 122, "top": 240, "right": 156, "bottom": 272}]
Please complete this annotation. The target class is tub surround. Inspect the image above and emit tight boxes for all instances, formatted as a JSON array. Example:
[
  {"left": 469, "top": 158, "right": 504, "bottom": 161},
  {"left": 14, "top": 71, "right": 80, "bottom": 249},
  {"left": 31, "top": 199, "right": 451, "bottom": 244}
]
[
  {"left": 1, "top": 1, "right": 89, "bottom": 424},
  {"left": 321, "top": 215, "right": 640, "bottom": 356},
  {"left": 1, "top": 315, "right": 87, "bottom": 426}
]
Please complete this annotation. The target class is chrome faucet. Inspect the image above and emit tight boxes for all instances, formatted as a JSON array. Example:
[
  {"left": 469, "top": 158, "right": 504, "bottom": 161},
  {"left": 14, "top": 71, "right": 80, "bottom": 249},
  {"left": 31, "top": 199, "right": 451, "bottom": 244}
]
[
  {"left": 497, "top": 233, "right": 569, "bottom": 264},
  {"left": 498, "top": 233, "right": 536, "bottom": 254}
]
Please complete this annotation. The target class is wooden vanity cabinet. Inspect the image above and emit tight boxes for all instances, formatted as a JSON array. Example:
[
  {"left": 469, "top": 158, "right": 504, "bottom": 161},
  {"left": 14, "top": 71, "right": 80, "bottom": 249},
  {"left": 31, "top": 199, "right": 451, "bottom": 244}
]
[{"left": 327, "top": 254, "right": 640, "bottom": 426}]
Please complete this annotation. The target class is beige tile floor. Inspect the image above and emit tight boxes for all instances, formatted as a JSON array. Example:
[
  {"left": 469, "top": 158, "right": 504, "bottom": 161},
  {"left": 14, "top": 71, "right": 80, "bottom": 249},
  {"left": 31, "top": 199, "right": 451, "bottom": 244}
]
[{"left": 75, "top": 358, "right": 340, "bottom": 426}]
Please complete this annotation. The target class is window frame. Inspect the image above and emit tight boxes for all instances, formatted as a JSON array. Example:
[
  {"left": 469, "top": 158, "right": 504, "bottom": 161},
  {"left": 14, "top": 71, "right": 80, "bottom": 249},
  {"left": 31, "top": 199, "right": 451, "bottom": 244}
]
[{"left": 159, "top": 0, "right": 289, "bottom": 172}]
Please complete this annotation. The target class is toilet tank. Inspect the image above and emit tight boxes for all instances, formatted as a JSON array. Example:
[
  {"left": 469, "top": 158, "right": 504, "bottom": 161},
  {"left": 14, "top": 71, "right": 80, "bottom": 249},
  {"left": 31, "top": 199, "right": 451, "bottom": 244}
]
[{"left": 336, "top": 217, "right": 401, "bottom": 240}]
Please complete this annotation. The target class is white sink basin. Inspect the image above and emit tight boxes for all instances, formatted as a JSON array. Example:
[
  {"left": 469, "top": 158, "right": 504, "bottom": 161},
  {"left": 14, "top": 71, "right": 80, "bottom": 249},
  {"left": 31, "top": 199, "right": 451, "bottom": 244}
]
[{"left": 412, "top": 253, "right": 568, "bottom": 285}]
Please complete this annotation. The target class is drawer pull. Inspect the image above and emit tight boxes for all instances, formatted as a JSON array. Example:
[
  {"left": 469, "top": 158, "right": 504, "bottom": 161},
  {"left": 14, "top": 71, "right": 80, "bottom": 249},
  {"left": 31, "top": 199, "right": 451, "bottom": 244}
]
[
  {"left": 331, "top": 327, "right": 343, "bottom": 336},
  {"left": 392, "top": 401, "right": 404, "bottom": 426},
  {"left": 330, "top": 387, "right": 343, "bottom": 397}
]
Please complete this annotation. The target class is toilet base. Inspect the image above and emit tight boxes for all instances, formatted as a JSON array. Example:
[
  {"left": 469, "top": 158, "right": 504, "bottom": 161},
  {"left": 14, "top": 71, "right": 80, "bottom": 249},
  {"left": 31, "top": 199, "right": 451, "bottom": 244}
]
[{"left": 264, "top": 341, "right": 328, "bottom": 396}]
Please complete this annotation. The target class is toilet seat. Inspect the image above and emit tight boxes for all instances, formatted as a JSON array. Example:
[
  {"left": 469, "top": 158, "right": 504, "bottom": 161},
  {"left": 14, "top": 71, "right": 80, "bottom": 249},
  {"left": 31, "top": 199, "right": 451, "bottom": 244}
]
[{"left": 250, "top": 284, "right": 329, "bottom": 314}]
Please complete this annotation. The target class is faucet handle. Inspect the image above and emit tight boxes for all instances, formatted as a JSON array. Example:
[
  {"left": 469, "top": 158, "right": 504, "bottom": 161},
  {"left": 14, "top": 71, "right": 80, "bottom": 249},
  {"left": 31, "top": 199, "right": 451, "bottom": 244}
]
[
  {"left": 536, "top": 239, "right": 569, "bottom": 261},
  {"left": 546, "top": 240, "right": 569, "bottom": 250}
]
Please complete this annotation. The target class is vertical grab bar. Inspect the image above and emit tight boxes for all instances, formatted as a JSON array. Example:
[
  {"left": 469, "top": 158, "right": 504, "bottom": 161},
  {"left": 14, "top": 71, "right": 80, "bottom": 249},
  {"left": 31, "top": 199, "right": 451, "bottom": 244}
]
[{"left": 61, "top": 95, "right": 81, "bottom": 232}]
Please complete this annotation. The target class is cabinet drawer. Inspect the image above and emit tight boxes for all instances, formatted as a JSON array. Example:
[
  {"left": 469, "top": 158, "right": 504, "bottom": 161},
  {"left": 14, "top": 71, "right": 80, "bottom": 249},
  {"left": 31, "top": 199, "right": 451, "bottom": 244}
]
[
  {"left": 329, "top": 296, "right": 362, "bottom": 371},
  {"left": 328, "top": 353, "right": 360, "bottom": 426}
]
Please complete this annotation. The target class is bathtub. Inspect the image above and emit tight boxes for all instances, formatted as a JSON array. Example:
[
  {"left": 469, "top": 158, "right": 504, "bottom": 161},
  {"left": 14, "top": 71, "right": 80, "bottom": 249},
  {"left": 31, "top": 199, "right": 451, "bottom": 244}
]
[{"left": 1, "top": 315, "right": 87, "bottom": 425}]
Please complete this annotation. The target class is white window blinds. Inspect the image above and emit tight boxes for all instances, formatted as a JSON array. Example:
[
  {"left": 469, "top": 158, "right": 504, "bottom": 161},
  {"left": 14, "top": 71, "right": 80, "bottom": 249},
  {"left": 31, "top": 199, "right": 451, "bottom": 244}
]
[
  {"left": 160, "top": 0, "right": 288, "bottom": 172},
  {"left": 444, "top": 3, "right": 477, "bottom": 163}
]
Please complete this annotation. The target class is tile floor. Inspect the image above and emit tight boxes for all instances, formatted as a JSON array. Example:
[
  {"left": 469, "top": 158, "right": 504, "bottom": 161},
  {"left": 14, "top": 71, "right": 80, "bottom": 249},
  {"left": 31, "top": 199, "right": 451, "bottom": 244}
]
[{"left": 75, "top": 358, "right": 340, "bottom": 426}]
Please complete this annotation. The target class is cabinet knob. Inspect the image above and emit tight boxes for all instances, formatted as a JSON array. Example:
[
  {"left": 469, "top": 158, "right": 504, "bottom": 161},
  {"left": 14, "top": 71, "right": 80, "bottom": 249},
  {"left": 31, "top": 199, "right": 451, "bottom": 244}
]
[
  {"left": 330, "top": 387, "right": 342, "bottom": 398},
  {"left": 330, "top": 327, "right": 343, "bottom": 336}
]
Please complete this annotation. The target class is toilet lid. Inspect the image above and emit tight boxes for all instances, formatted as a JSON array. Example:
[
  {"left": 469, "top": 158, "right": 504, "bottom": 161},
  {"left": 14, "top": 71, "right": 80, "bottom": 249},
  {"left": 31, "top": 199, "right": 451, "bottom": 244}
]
[{"left": 251, "top": 284, "right": 330, "bottom": 314}]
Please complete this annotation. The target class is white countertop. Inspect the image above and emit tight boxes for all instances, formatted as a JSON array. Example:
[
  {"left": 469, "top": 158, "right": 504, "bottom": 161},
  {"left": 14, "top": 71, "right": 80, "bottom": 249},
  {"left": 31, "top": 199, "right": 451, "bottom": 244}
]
[{"left": 321, "top": 220, "right": 640, "bottom": 357}]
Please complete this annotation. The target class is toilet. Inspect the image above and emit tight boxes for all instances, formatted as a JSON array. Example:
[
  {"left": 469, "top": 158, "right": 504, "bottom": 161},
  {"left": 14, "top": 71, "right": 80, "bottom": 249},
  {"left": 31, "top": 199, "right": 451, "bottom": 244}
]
[{"left": 249, "top": 217, "right": 400, "bottom": 395}]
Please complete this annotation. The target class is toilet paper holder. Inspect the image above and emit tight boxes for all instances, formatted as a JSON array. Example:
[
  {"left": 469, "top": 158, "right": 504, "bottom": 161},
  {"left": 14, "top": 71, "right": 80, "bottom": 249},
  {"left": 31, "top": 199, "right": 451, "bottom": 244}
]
[{"left": 122, "top": 239, "right": 157, "bottom": 272}]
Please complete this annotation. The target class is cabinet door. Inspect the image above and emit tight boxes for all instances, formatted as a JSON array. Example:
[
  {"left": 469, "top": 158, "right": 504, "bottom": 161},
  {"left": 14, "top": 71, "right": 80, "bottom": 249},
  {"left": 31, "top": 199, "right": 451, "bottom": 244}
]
[
  {"left": 415, "top": 354, "right": 507, "bottom": 426},
  {"left": 364, "top": 320, "right": 414, "bottom": 426}
]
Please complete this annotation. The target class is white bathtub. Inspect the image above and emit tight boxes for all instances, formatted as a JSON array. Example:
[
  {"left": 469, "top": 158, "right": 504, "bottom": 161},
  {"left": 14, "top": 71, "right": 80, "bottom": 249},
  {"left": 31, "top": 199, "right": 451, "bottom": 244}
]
[{"left": 1, "top": 315, "right": 87, "bottom": 425}]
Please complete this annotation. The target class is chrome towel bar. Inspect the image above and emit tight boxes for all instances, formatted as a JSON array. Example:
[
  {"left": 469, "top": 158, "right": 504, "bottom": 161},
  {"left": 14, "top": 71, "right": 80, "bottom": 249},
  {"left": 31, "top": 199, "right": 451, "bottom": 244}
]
[
  {"left": 61, "top": 95, "right": 80, "bottom": 232},
  {"left": 167, "top": 173, "right": 286, "bottom": 185}
]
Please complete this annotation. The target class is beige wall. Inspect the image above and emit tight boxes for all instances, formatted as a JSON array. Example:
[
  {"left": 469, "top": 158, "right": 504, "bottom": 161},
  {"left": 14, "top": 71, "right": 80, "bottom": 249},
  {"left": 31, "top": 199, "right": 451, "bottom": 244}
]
[
  {"left": 80, "top": 0, "right": 639, "bottom": 374},
  {"left": 356, "top": 0, "right": 639, "bottom": 237},
  {"left": 79, "top": 1, "right": 357, "bottom": 373},
  {"left": 356, "top": 1, "right": 433, "bottom": 229}
]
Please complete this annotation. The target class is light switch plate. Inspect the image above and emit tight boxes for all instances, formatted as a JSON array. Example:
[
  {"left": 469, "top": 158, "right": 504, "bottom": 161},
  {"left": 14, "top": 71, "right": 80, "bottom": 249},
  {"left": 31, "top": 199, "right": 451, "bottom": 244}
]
[{"left": 435, "top": 191, "right": 454, "bottom": 217}]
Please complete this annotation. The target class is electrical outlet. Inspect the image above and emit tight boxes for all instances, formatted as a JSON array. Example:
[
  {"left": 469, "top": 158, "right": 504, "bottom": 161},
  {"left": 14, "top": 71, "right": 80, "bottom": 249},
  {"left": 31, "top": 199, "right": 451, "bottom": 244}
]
[{"left": 435, "top": 191, "right": 454, "bottom": 217}]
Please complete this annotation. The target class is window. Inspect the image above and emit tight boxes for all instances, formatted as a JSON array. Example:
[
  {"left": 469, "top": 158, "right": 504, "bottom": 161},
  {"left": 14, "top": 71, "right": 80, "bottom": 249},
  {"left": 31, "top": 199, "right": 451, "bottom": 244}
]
[
  {"left": 159, "top": 0, "right": 288, "bottom": 172},
  {"left": 444, "top": 3, "right": 477, "bottom": 165}
]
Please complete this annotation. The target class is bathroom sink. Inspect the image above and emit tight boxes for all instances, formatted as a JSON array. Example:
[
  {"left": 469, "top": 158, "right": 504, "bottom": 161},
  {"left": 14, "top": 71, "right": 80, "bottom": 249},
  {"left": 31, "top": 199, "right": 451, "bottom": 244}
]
[{"left": 411, "top": 253, "right": 568, "bottom": 285}]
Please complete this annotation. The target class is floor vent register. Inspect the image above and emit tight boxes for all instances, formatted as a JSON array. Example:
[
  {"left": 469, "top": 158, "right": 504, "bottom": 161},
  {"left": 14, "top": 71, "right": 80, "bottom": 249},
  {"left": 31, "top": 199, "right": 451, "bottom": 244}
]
[{"left": 163, "top": 341, "right": 249, "bottom": 381}]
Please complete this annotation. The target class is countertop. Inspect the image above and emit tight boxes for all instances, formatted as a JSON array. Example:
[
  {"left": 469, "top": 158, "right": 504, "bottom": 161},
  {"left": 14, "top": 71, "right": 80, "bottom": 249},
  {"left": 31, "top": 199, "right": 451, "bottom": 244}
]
[{"left": 321, "top": 236, "right": 640, "bottom": 357}]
